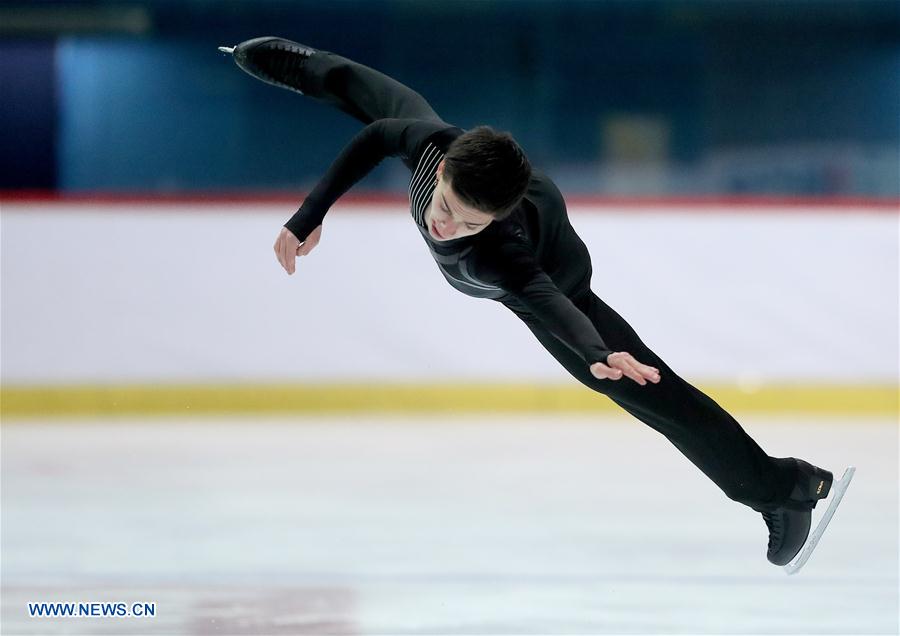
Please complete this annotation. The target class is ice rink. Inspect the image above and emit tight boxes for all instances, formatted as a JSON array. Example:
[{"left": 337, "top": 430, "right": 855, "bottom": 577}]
[{"left": 1, "top": 415, "right": 897, "bottom": 635}]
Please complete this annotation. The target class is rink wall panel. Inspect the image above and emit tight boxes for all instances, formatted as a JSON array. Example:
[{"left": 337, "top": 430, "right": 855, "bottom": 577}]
[{"left": 2, "top": 200, "right": 897, "bottom": 416}]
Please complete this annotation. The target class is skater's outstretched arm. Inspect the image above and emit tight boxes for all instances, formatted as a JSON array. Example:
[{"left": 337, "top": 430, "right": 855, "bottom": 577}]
[{"left": 274, "top": 118, "right": 457, "bottom": 274}]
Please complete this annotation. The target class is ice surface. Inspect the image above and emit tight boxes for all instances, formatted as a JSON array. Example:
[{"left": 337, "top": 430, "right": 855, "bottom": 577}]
[{"left": 2, "top": 415, "right": 897, "bottom": 634}]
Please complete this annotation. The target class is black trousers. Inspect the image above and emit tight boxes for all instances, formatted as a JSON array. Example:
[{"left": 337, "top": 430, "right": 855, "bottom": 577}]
[{"left": 298, "top": 48, "right": 797, "bottom": 511}]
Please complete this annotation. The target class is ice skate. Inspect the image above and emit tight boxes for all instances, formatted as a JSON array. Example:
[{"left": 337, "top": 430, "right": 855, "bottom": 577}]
[
  {"left": 758, "top": 459, "right": 855, "bottom": 574},
  {"left": 219, "top": 36, "right": 316, "bottom": 95}
]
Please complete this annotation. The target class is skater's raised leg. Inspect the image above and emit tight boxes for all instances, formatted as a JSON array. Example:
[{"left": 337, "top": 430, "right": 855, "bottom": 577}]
[{"left": 224, "top": 36, "right": 446, "bottom": 125}]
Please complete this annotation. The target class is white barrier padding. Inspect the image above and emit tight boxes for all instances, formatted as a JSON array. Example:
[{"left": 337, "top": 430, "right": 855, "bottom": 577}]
[{"left": 1, "top": 202, "right": 896, "bottom": 383}]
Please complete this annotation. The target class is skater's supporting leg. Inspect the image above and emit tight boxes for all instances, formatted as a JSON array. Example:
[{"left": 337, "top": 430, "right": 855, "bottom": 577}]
[
  {"left": 520, "top": 292, "right": 797, "bottom": 511},
  {"left": 588, "top": 293, "right": 796, "bottom": 508}
]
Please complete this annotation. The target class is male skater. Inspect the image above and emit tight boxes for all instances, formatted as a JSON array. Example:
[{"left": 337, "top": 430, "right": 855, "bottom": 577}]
[{"left": 220, "top": 37, "right": 853, "bottom": 572}]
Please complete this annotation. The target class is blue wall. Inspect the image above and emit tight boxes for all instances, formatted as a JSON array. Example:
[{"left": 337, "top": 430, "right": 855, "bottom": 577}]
[{"left": 3, "top": 0, "right": 898, "bottom": 195}]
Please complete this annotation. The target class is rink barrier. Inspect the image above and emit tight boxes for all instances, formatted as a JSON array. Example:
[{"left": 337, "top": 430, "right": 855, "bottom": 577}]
[
  {"left": 1, "top": 383, "right": 896, "bottom": 419},
  {"left": 4, "top": 200, "right": 897, "bottom": 400}
]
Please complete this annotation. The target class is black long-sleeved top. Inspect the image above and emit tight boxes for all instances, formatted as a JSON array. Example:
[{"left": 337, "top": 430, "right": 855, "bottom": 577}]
[{"left": 284, "top": 118, "right": 612, "bottom": 365}]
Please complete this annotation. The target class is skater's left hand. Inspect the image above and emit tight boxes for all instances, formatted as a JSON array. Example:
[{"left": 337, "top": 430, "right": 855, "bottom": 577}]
[{"left": 590, "top": 352, "right": 661, "bottom": 386}]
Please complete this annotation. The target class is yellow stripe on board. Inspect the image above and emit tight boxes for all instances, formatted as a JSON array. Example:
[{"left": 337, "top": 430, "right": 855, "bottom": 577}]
[{"left": 2, "top": 383, "right": 897, "bottom": 419}]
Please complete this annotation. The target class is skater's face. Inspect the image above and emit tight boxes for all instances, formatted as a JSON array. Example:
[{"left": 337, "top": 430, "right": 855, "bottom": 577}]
[{"left": 425, "top": 161, "right": 494, "bottom": 242}]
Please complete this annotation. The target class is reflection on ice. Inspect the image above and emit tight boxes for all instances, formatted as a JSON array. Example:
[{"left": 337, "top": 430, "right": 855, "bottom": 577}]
[{"left": 2, "top": 416, "right": 897, "bottom": 634}]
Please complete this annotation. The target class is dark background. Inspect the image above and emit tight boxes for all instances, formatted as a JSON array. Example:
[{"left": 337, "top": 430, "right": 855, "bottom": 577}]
[{"left": 1, "top": 0, "right": 898, "bottom": 196}]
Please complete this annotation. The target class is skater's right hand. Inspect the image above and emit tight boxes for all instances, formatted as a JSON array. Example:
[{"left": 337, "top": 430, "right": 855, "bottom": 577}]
[
  {"left": 274, "top": 225, "right": 322, "bottom": 275},
  {"left": 590, "top": 352, "right": 661, "bottom": 386}
]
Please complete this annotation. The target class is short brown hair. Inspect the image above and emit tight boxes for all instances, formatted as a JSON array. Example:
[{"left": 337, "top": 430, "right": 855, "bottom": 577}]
[{"left": 443, "top": 126, "right": 532, "bottom": 219}]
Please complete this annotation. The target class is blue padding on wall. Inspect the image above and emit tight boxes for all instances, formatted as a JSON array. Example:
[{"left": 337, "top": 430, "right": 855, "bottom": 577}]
[
  {"left": 57, "top": 37, "right": 363, "bottom": 192},
  {"left": 52, "top": 18, "right": 899, "bottom": 194}
]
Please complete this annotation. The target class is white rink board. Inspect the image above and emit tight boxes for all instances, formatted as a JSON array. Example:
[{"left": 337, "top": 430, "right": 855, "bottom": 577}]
[{"left": 1, "top": 202, "right": 897, "bottom": 383}]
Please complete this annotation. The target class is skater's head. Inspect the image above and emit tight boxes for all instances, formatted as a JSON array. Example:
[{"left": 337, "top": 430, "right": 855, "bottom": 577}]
[{"left": 425, "top": 126, "right": 532, "bottom": 242}]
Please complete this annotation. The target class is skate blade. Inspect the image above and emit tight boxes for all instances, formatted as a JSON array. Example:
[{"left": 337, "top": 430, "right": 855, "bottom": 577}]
[
  {"left": 783, "top": 466, "right": 856, "bottom": 575},
  {"left": 218, "top": 46, "right": 235, "bottom": 55}
]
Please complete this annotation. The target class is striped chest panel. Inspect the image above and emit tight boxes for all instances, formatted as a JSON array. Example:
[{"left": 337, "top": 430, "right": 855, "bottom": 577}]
[
  {"left": 408, "top": 142, "right": 442, "bottom": 227},
  {"left": 407, "top": 142, "right": 505, "bottom": 299}
]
